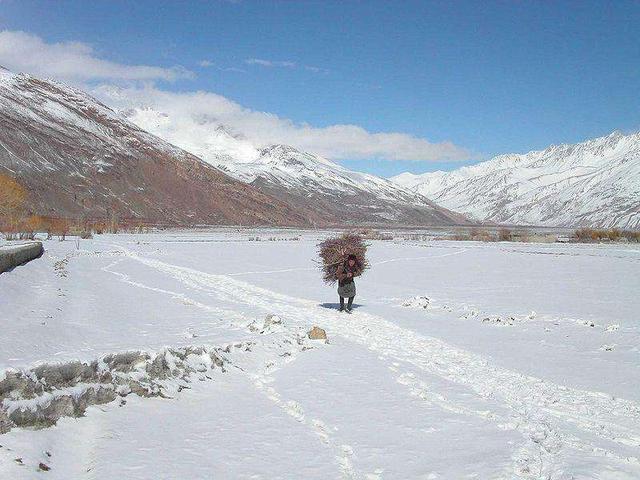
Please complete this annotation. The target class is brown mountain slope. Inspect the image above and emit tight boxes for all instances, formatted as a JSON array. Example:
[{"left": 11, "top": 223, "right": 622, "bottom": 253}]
[{"left": 0, "top": 70, "right": 313, "bottom": 226}]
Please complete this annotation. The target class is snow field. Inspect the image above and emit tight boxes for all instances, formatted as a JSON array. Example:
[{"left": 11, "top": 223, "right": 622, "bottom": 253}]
[{"left": 1, "top": 231, "right": 638, "bottom": 479}]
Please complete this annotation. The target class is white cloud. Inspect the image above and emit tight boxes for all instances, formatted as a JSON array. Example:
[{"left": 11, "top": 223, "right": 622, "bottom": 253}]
[
  {"left": 0, "top": 29, "right": 470, "bottom": 162},
  {"left": 245, "top": 58, "right": 327, "bottom": 74},
  {"left": 221, "top": 66, "right": 246, "bottom": 73},
  {"left": 0, "top": 30, "right": 193, "bottom": 82},
  {"left": 304, "top": 65, "right": 330, "bottom": 74},
  {"left": 197, "top": 60, "right": 245, "bottom": 73},
  {"left": 245, "top": 58, "right": 296, "bottom": 68},
  {"left": 94, "top": 85, "right": 471, "bottom": 162}
]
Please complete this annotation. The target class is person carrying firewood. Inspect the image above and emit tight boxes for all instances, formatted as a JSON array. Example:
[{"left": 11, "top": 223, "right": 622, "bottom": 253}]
[
  {"left": 317, "top": 233, "right": 369, "bottom": 313},
  {"left": 335, "top": 253, "right": 362, "bottom": 313}
]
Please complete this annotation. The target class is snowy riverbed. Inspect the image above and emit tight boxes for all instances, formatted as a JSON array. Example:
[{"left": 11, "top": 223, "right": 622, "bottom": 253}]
[{"left": 1, "top": 230, "right": 639, "bottom": 479}]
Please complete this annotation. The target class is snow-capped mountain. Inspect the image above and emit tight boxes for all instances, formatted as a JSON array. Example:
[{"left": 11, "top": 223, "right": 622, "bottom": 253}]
[
  {"left": 0, "top": 69, "right": 310, "bottom": 226},
  {"left": 115, "top": 105, "right": 468, "bottom": 227},
  {"left": 392, "top": 132, "right": 640, "bottom": 229}
]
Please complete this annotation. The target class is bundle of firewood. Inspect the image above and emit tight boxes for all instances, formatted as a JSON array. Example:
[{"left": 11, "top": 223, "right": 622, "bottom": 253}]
[{"left": 317, "top": 233, "right": 369, "bottom": 284}]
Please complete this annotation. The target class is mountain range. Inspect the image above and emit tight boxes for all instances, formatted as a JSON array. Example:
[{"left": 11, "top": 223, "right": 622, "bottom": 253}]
[
  {"left": 0, "top": 69, "right": 466, "bottom": 228},
  {"left": 392, "top": 132, "right": 640, "bottom": 229},
  {"left": 1, "top": 67, "right": 638, "bottom": 230},
  {"left": 0, "top": 68, "right": 317, "bottom": 226},
  {"left": 114, "top": 101, "right": 467, "bottom": 227}
]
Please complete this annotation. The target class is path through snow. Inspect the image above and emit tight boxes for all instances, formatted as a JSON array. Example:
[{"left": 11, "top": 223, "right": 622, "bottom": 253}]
[{"left": 114, "top": 246, "right": 640, "bottom": 479}]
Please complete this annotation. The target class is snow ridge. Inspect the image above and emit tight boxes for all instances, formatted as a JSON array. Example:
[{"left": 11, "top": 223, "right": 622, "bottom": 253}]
[
  {"left": 392, "top": 131, "right": 640, "bottom": 229},
  {"left": 0, "top": 344, "right": 232, "bottom": 433}
]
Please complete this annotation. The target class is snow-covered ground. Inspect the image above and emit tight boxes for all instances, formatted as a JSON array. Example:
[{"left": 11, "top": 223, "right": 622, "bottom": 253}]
[{"left": 1, "top": 230, "right": 639, "bottom": 479}]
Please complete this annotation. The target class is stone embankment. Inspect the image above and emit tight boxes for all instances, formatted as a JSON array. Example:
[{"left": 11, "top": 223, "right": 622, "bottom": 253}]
[{"left": 0, "top": 242, "right": 44, "bottom": 274}]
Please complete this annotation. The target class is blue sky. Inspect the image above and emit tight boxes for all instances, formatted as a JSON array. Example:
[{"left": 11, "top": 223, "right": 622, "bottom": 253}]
[{"left": 1, "top": 0, "right": 639, "bottom": 176}]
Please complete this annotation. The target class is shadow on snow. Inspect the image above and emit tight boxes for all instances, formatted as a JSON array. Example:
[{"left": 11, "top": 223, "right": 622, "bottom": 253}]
[{"left": 318, "top": 302, "right": 364, "bottom": 311}]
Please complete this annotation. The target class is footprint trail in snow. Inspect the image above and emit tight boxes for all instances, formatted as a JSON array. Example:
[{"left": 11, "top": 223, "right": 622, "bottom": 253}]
[{"left": 114, "top": 246, "right": 640, "bottom": 479}]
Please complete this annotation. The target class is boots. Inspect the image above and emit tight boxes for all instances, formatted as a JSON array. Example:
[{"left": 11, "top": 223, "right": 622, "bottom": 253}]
[{"left": 346, "top": 296, "right": 354, "bottom": 313}]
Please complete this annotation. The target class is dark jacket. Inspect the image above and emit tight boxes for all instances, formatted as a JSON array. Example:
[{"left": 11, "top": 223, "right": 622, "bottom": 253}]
[{"left": 336, "top": 263, "right": 362, "bottom": 287}]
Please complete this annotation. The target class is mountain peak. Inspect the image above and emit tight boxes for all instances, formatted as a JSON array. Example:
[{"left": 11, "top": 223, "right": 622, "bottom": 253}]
[
  {"left": 259, "top": 144, "right": 303, "bottom": 158},
  {"left": 392, "top": 131, "right": 640, "bottom": 229}
]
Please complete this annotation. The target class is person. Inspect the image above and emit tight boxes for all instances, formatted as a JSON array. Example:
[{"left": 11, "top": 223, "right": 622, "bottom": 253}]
[{"left": 335, "top": 254, "right": 362, "bottom": 313}]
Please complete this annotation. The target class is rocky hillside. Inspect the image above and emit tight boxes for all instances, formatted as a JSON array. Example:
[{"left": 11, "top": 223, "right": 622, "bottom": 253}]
[
  {"left": 0, "top": 69, "right": 309, "bottom": 226},
  {"left": 393, "top": 132, "right": 640, "bottom": 229}
]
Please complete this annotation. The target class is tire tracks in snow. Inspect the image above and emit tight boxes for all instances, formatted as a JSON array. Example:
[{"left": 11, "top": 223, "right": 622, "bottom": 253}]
[{"left": 119, "top": 248, "right": 640, "bottom": 478}]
